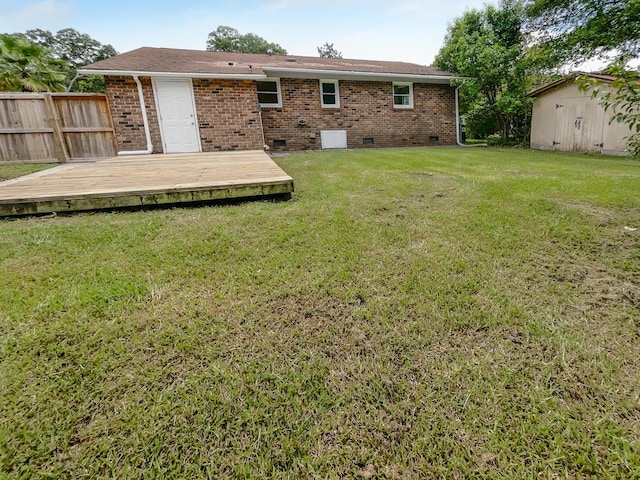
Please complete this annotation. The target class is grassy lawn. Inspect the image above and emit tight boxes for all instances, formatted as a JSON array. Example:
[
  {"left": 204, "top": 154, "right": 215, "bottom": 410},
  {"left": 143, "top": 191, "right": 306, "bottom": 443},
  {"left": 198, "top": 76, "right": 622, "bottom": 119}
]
[
  {"left": 1, "top": 147, "right": 639, "bottom": 478},
  {"left": 0, "top": 163, "right": 56, "bottom": 182}
]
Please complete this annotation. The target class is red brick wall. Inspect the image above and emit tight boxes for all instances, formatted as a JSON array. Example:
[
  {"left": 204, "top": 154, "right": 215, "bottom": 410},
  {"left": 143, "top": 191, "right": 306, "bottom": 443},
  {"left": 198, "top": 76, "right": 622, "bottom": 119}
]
[
  {"left": 105, "top": 77, "right": 263, "bottom": 153},
  {"left": 260, "top": 79, "right": 457, "bottom": 151},
  {"left": 105, "top": 76, "right": 456, "bottom": 153},
  {"left": 105, "top": 76, "right": 162, "bottom": 153},
  {"left": 191, "top": 79, "right": 263, "bottom": 151}
]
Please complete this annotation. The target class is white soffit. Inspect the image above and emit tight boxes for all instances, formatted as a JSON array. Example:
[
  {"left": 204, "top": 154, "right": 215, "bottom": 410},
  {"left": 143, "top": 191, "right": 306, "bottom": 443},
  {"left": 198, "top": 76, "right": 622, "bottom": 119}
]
[
  {"left": 262, "top": 67, "right": 455, "bottom": 84},
  {"left": 77, "top": 69, "right": 267, "bottom": 80}
]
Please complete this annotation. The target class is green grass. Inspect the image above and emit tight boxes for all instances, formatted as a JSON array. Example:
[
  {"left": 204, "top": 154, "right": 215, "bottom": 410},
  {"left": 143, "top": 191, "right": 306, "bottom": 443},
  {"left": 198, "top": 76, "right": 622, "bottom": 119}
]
[
  {"left": 1, "top": 147, "right": 639, "bottom": 478},
  {"left": 0, "top": 163, "right": 55, "bottom": 182}
]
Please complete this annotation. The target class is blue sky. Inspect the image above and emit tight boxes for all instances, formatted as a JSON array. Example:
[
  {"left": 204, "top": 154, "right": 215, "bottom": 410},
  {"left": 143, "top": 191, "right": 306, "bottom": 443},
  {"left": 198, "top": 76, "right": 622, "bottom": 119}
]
[{"left": 0, "top": 0, "right": 493, "bottom": 66}]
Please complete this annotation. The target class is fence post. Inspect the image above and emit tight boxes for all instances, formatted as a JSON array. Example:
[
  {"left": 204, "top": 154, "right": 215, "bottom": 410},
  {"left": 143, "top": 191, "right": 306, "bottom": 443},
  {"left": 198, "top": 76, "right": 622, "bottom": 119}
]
[{"left": 43, "top": 93, "right": 69, "bottom": 163}]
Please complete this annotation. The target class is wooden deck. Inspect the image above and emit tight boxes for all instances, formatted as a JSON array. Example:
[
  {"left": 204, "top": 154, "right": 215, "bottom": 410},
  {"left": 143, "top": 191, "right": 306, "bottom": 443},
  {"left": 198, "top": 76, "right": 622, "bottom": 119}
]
[{"left": 0, "top": 151, "right": 294, "bottom": 216}]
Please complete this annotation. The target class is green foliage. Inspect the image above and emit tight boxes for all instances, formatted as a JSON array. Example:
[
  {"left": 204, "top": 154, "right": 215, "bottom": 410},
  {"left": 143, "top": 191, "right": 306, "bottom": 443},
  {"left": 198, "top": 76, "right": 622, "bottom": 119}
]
[
  {"left": 5, "top": 28, "right": 117, "bottom": 93},
  {"left": 465, "top": 99, "right": 498, "bottom": 139},
  {"left": 317, "top": 42, "right": 342, "bottom": 58},
  {"left": 21, "top": 28, "right": 116, "bottom": 93},
  {"left": 0, "top": 35, "right": 66, "bottom": 92},
  {"left": 23, "top": 28, "right": 116, "bottom": 69},
  {"left": 71, "top": 75, "right": 106, "bottom": 93},
  {"left": 206, "top": 26, "right": 287, "bottom": 55},
  {"left": 526, "top": 0, "right": 640, "bottom": 65},
  {"left": 435, "top": 0, "right": 533, "bottom": 142},
  {"left": 578, "top": 64, "right": 640, "bottom": 157}
]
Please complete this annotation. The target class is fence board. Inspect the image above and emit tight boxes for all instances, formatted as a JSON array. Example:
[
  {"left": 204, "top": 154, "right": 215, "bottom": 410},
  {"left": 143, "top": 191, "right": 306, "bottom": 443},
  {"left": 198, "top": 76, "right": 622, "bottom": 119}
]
[
  {"left": 0, "top": 97, "right": 51, "bottom": 130},
  {"left": 43, "top": 94, "right": 69, "bottom": 163},
  {"left": 54, "top": 95, "right": 117, "bottom": 160},
  {"left": 0, "top": 93, "right": 117, "bottom": 164},
  {"left": 0, "top": 133, "right": 57, "bottom": 162}
]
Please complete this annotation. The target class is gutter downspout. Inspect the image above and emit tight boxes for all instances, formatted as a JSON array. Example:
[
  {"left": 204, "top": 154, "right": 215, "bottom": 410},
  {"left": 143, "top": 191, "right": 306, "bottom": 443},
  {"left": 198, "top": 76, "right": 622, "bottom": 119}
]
[
  {"left": 258, "top": 108, "right": 269, "bottom": 151},
  {"left": 455, "top": 86, "right": 487, "bottom": 147},
  {"left": 455, "top": 87, "right": 462, "bottom": 145},
  {"left": 119, "top": 75, "right": 153, "bottom": 156}
]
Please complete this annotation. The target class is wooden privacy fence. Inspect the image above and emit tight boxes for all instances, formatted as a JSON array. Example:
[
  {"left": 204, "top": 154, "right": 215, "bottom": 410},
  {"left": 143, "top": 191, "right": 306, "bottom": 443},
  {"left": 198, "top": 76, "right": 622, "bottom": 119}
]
[{"left": 0, "top": 93, "right": 118, "bottom": 164}]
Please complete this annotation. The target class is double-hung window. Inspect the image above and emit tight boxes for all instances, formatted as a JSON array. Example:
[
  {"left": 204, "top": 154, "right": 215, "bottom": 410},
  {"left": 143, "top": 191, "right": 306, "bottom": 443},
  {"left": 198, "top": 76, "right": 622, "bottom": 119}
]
[
  {"left": 320, "top": 80, "right": 340, "bottom": 108},
  {"left": 393, "top": 82, "right": 413, "bottom": 109},
  {"left": 257, "top": 78, "right": 282, "bottom": 107}
]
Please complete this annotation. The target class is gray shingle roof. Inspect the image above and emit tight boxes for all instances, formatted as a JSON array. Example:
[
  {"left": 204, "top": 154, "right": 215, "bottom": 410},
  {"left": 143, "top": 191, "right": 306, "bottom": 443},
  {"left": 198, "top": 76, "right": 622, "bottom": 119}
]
[
  {"left": 525, "top": 72, "right": 636, "bottom": 98},
  {"left": 81, "top": 47, "right": 456, "bottom": 82}
]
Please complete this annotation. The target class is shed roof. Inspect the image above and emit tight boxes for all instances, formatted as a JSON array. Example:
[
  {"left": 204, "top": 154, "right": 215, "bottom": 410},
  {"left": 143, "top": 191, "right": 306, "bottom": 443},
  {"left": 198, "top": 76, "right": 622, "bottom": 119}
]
[
  {"left": 79, "top": 47, "right": 457, "bottom": 84},
  {"left": 525, "top": 72, "right": 621, "bottom": 98}
]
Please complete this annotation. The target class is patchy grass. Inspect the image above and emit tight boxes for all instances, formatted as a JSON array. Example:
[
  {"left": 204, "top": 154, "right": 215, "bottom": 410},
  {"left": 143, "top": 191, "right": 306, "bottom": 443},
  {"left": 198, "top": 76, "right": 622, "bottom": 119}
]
[
  {"left": 0, "top": 163, "right": 56, "bottom": 182},
  {"left": 1, "top": 148, "right": 639, "bottom": 478}
]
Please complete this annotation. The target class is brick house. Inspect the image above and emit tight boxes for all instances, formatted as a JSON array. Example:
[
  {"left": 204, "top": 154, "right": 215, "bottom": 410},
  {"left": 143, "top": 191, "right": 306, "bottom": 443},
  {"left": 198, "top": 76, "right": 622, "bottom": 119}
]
[{"left": 80, "top": 47, "right": 460, "bottom": 154}]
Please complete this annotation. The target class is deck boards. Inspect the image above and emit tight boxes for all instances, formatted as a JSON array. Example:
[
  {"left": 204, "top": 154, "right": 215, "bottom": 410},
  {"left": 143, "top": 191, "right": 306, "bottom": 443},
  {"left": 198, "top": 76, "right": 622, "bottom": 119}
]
[{"left": 0, "top": 151, "right": 294, "bottom": 216}]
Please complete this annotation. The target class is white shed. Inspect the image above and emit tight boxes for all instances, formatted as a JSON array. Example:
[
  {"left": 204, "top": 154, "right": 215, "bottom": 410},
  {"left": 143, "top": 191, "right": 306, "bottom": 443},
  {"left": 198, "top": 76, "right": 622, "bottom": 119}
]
[{"left": 527, "top": 74, "right": 633, "bottom": 156}]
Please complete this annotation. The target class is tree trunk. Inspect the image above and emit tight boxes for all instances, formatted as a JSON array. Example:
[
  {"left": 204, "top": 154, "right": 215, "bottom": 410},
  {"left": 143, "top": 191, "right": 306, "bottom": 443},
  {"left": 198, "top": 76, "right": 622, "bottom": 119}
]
[
  {"left": 494, "top": 112, "right": 509, "bottom": 143},
  {"left": 21, "top": 70, "right": 30, "bottom": 92}
]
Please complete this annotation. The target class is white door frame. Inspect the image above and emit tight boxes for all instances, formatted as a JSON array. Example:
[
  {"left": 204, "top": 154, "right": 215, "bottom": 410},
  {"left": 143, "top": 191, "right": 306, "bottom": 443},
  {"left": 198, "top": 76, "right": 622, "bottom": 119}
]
[{"left": 152, "top": 78, "right": 202, "bottom": 154}]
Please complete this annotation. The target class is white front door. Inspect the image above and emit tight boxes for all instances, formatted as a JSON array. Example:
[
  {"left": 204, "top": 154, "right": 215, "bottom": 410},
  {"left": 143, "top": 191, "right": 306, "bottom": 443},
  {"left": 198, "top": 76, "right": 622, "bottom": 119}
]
[{"left": 154, "top": 79, "right": 200, "bottom": 153}]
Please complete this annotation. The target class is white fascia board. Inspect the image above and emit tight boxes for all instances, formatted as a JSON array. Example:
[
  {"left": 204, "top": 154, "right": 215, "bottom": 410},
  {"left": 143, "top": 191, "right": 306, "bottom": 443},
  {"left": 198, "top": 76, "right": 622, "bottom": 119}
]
[
  {"left": 262, "top": 67, "right": 457, "bottom": 84},
  {"left": 77, "top": 69, "right": 267, "bottom": 80}
]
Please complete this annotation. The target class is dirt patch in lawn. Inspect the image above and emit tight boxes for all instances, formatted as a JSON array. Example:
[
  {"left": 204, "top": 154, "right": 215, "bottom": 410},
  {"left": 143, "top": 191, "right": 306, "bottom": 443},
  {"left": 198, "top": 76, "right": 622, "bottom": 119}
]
[
  {"left": 534, "top": 251, "right": 640, "bottom": 324},
  {"left": 555, "top": 198, "right": 640, "bottom": 228},
  {"left": 555, "top": 199, "right": 617, "bottom": 225}
]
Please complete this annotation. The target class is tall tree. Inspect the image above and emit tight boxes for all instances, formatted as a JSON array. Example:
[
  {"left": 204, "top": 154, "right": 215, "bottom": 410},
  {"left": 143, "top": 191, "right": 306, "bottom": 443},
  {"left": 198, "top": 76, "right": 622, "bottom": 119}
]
[
  {"left": 206, "top": 26, "right": 287, "bottom": 55},
  {"left": 8, "top": 28, "right": 117, "bottom": 92},
  {"left": 526, "top": 0, "right": 640, "bottom": 65},
  {"left": 0, "top": 35, "right": 66, "bottom": 92},
  {"left": 22, "top": 28, "right": 116, "bottom": 92},
  {"left": 434, "top": 0, "right": 532, "bottom": 142},
  {"left": 23, "top": 28, "right": 116, "bottom": 68},
  {"left": 317, "top": 42, "right": 342, "bottom": 58}
]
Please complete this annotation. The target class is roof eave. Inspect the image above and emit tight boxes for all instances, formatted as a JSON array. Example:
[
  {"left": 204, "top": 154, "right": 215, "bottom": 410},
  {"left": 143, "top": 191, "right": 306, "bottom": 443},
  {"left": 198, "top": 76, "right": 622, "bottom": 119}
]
[
  {"left": 77, "top": 69, "right": 267, "bottom": 80},
  {"left": 525, "top": 72, "right": 616, "bottom": 98},
  {"left": 77, "top": 67, "right": 462, "bottom": 84},
  {"left": 261, "top": 67, "right": 457, "bottom": 84},
  {"left": 525, "top": 78, "right": 572, "bottom": 98}
]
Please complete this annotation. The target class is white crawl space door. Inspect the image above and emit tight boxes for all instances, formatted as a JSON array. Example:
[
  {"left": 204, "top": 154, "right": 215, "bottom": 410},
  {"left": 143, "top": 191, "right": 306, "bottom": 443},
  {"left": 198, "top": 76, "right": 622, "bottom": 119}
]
[{"left": 321, "top": 130, "right": 347, "bottom": 149}]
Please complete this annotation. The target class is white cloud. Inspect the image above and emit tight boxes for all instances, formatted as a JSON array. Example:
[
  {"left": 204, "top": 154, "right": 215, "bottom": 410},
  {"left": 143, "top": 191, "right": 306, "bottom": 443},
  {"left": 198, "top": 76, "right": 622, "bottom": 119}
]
[{"left": 0, "top": 0, "right": 74, "bottom": 32}]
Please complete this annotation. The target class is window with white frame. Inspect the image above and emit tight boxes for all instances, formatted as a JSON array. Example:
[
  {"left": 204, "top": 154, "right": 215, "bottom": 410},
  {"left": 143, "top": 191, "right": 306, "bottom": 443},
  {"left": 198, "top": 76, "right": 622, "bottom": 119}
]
[
  {"left": 320, "top": 80, "right": 340, "bottom": 108},
  {"left": 393, "top": 82, "right": 413, "bottom": 108},
  {"left": 256, "top": 78, "right": 282, "bottom": 107}
]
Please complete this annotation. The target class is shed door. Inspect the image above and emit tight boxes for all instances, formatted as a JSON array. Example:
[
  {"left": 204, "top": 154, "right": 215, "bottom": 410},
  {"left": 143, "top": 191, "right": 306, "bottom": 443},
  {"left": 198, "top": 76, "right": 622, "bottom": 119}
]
[
  {"left": 154, "top": 79, "right": 200, "bottom": 154},
  {"left": 554, "top": 98, "right": 605, "bottom": 153}
]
